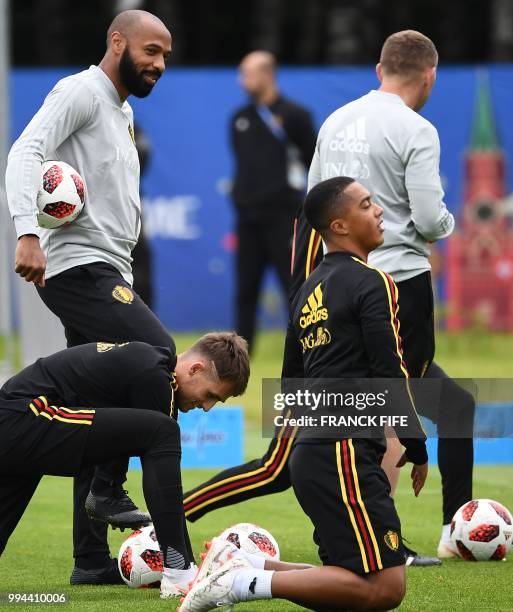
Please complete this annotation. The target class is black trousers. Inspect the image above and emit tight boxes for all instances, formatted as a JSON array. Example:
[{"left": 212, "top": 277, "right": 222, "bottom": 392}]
[
  {"left": 131, "top": 225, "right": 154, "bottom": 310},
  {"left": 395, "top": 273, "right": 474, "bottom": 524},
  {"left": 0, "top": 406, "right": 186, "bottom": 564},
  {"left": 35, "top": 262, "right": 178, "bottom": 564},
  {"left": 235, "top": 215, "right": 294, "bottom": 352},
  {"left": 185, "top": 272, "right": 474, "bottom": 526}
]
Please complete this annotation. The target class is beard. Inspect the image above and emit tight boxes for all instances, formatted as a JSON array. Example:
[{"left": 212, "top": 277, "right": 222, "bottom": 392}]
[{"left": 119, "top": 46, "right": 159, "bottom": 98}]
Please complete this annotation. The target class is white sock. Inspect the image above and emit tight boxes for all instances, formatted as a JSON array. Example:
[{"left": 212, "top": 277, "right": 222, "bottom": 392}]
[
  {"left": 440, "top": 523, "right": 451, "bottom": 543},
  {"left": 239, "top": 551, "right": 266, "bottom": 569},
  {"left": 163, "top": 564, "right": 197, "bottom": 585},
  {"left": 232, "top": 568, "right": 274, "bottom": 601}
]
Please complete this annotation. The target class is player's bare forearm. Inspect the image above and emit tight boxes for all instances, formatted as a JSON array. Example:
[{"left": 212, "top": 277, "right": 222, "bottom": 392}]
[
  {"left": 410, "top": 462, "right": 428, "bottom": 496},
  {"left": 15, "top": 235, "right": 46, "bottom": 287},
  {"left": 396, "top": 451, "right": 428, "bottom": 496}
]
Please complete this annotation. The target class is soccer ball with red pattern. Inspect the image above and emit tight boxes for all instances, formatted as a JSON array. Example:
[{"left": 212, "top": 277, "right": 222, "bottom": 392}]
[
  {"left": 37, "top": 160, "right": 85, "bottom": 229},
  {"left": 219, "top": 523, "right": 280, "bottom": 560},
  {"left": 118, "top": 525, "right": 163, "bottom": 588},
  {"left": 451, "top": 498, "right": 513, "bottom": 561}
]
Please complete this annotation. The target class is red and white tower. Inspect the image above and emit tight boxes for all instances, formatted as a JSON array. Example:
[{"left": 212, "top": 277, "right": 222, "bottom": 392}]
[{"left": 446, "top": 72, "right": 513, "bottom": 331}]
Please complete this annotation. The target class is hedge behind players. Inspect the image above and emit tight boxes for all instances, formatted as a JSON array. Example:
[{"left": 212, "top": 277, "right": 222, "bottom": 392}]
[{"left": 0, "top": 332, "right": 249, "bottom": 598}]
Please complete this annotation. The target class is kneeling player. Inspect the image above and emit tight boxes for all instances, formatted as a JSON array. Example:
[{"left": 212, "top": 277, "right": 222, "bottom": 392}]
[
  {"left": 0, "top": 332, "right": 249, "bottom": 596},
  {"left": 179, "top": 178, "right": 428, "bottom": 611}
]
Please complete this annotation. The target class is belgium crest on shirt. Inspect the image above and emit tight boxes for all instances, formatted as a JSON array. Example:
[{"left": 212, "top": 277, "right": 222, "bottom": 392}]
[
  {"left": 384, "top": 530, "right": 400, "bottom": 551},
  {"left": 112, "top": 285, "right": 134, "bottom": 304}
]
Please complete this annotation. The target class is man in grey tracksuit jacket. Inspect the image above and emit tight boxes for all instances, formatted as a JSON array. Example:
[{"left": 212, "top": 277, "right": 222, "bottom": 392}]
[{"left": 3, "top": 9, "right": 189, "bottom": 586}]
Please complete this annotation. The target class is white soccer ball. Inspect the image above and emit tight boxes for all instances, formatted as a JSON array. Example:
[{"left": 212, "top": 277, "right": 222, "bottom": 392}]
[
  {"left": 37, "top": 160, "right": 85, "bottom": 229},
  {"left": 219, "top": 522, "right": 280, "bottom": 560},
  {"left": 451, "top": 498, "right": 513, "bottom": 561},
  {"left": 118, "top": 525, "right": 163, "bottom": 588}
]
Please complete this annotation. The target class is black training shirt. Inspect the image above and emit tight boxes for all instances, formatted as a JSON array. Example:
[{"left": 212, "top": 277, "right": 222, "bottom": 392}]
[
  {"left": 290, "top": 250, "right": 428, "bottom": 464},
  {"left": 0, "top": 342, "right": 176, "bottom": 416}
]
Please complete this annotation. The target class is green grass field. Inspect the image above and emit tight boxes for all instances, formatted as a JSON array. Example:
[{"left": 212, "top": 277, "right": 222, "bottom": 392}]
[{"left": 1, "top": 330, "right": 513, "bottom": 611}]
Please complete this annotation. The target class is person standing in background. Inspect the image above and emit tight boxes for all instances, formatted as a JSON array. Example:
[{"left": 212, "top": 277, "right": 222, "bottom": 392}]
[{"left": 231, "top": 51, "right": 317, "bottom": 353}]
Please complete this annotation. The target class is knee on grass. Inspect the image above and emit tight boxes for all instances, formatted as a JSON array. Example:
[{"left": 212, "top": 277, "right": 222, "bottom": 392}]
[{"left": 366, "top": 573, "right": 405, "bottom": 610}]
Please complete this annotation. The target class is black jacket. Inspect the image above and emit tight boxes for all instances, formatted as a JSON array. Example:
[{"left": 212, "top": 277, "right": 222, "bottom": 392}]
[
  {"left": 230, "top": 95, "right": 316, "bottom": 219},
  {"left": 289, "top": 251, "right": 428, "bottom": 464},
  {"left": 0, "top": 342, "right": 176, "bottom": 417}
]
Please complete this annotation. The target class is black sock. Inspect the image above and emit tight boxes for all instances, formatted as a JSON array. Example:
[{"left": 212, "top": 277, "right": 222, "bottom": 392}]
[
  {"left": 183, "top": 515, "right": 196, "bottom": 565},
  {"left": 144, "top": 481, "right": 189, "bottom": 568},
  {"left": 140, "top": 421, "right": 189, "bottom": 568}
]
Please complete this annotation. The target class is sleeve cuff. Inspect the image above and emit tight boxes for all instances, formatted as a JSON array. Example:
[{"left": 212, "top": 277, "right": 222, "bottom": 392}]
[
  {"left": 405, "top": 441, "right": 428, "bottom": 466},
  {"left": 14, "top": 215, "right": 41, "bottom": 239}
]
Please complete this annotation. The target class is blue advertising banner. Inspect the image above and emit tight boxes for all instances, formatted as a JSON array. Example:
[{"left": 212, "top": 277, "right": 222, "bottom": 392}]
[
  {"left": 10, "top": 66, "right": 513, "bottom": 331},
  {"left": 128, "top": 407, "right": 243, "bottom": 470},
  {"left": 423, "top": 403, "right": 513, "bottom": 465}
]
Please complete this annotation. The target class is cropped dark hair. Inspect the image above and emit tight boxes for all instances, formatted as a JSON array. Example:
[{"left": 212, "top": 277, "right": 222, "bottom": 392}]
[
  {"left": 304, "top": 176, "right": 356, "bottom": 235},
  {"left": 380, "top": 30, "right": 438, "bottom": 77},
  {"left": 190, "top": 332, "right": 250, "bottom": 396}
]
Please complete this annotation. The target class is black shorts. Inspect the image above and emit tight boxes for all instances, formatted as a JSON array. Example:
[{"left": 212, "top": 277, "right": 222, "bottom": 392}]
[
  {"left": 0, "top": 398, "right": 95, "bottom": 477},
  {"left": 396, "top": 271, "right": 435, "bottom": 378},
  {"left": 36, "top": 262, "right": 171, "bottom": 350},
  {"left": 289, "top": 439, "right": 404, "bottom": 575}
]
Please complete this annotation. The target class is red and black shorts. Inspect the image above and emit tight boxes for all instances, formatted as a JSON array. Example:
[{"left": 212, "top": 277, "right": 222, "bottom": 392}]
[{"left": 289, "top": 438, "right": 405, "bottom": 574}]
